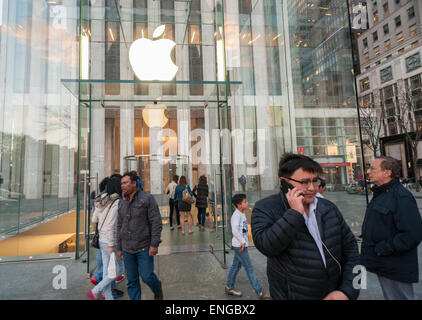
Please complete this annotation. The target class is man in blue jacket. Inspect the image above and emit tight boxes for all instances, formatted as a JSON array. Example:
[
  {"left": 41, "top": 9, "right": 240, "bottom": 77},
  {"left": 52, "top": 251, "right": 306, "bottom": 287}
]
[{"left": 361, "top": 156, "right": 422, "bottom": 300}]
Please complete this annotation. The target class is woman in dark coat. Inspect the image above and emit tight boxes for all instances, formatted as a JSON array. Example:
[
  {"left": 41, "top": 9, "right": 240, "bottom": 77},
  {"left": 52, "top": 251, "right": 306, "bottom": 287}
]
[{"left": 193, "top": 175, "right": 209, "bottom": 231}]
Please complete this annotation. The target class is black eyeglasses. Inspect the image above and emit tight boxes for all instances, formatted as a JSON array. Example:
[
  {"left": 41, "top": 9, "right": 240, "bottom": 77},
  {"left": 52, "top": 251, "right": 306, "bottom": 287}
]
[{"left": 282, "top": 176, "right": 321, "bottom": 187}]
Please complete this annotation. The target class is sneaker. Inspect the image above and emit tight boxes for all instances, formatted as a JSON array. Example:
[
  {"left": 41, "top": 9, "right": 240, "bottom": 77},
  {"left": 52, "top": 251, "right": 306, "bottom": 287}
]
[
  {"left": 87, "top": 290, "right": 98, "bottom": 300},
  {"left": 101, "top": 289, "right": 124, "bottom": 299},
  {"left": 170, "top": 226, "right": 175, "bottom": 230},
  {"left": 258, "top": 290, "right": 270, "bottom": 300},
  {"left": 115, "top": 274, "right": 125, "bottom": 284},
  {"left": 225, "top": 286, "right": 243, "bottom": 297},
  {"left": 90, "top": 277, "right": 98, "bottom": 286}
]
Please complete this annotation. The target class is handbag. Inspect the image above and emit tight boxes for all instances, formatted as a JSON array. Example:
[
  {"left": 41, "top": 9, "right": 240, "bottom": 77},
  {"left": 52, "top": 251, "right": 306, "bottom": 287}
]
[
  {"left": 91, "top": 198, "right": 118, "bottom": 249},
  {"left": 91, "top": 223, "right": 100, "bottom": 249},
  {"left": 182, "top": 187, "right": 195, "bottom": 204},
  {"left": 204, "top": 213, "right": 214, "bottom": 229}
]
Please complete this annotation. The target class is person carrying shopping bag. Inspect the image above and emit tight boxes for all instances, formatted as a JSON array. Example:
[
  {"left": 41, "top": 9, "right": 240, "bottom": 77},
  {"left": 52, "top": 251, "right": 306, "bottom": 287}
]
[{"left": 87, "top": 176, "right": 122, "bottom": 300}]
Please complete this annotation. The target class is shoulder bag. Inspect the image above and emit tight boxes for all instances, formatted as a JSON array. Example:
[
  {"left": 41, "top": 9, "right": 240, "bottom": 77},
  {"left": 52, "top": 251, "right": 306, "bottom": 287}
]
[{"left": 91, "top": 198, "right": 118, "bottom": 249}]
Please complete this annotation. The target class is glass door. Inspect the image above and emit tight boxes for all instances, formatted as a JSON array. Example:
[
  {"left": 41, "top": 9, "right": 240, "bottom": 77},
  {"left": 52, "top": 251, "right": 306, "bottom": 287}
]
[{"left": 207, "top": 101, "right": 232, "bottom": 268}]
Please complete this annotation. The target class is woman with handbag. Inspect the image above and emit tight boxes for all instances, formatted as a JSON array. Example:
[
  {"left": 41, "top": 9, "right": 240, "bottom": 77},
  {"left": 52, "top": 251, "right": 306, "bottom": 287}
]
[
  {"left": 87, "top": 176, "right": 122, "bottom": 300},
  {"left": 174, "top": 176, "right": 194, "bottom": 235}
]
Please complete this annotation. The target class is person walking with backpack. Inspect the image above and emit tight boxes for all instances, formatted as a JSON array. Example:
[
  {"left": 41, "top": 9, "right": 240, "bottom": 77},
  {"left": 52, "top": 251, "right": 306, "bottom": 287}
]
[
  {"left": 193, "top": 175, "right": 209, "bottom": 231},
  {"left": 87, "top": 176, "right": 122, "bottom": 300},
  {"left": 174, "top": 176, "right": 194, "bottom": 235}
]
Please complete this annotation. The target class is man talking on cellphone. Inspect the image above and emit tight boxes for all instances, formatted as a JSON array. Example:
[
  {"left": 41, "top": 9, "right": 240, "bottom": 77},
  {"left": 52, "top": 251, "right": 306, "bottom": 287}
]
[{"left": 251, "top": 153, "right": 360, "bottom": 300}]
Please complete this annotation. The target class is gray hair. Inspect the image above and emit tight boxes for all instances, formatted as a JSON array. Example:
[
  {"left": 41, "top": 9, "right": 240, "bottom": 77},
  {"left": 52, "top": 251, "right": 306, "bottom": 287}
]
[{"left": 376, "top": 156, "right": 401, "bottom": 179}]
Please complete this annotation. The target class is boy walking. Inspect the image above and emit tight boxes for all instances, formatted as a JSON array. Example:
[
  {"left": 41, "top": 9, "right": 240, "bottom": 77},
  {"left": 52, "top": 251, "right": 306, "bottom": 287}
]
[{"left": 225, "top": 194, "right": 270, "bottom": 299}]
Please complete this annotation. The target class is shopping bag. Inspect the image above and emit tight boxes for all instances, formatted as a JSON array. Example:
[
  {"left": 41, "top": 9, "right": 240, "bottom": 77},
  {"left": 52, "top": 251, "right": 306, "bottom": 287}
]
[
  {"left": 108, "top": 252, "right": 117, "bottom": 279},
  {"left": 205, "top": 213, "right": 214, "bottom": 229}
]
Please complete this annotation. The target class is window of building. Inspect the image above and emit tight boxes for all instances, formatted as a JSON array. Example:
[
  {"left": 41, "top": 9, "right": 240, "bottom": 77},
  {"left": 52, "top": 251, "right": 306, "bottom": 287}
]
[
  {"left": 397, "top": 36, "right": 404, "bottom": 43},
  {"left": 409, "top": 74, "right": 421, "bottom": 90},
  {"left": 373, "top": 31, "right": 378, "bottom": 41},
  {"left": 385, "top": 43, "right": 391, "bottom": 50},
  {"left": 373, "top": 10, "right": 379, "bottom": 22},
  {"left": 384, "top": 84, "right": 395, "bottom": 98},
  {"left": 361, "top": 94, "right": 373, "bottom": 108},
  {"left": 383, "top": 2, "right": 389, "bottom": 13},
  {"left": 383, "top": 23, "right": 389, "bottom": 34},
  {"left": 363, "top": 38, "right": 368, "bottom": 48},
  {"left": 408, "top": 6, "right": 415, "bottom": 19},
  {"left": 388, "top": 119, "right": 398, "bottom": 135},
  {"left": 376, "top": 60, "right": 381, "bottom": 65},
  {"left": 375, "top": 50, "right": 380, "bottom": 56},
  {"left": 412, "top": 41, "right": 419, "bottom": 47},
  {"left": 411, "top": 29, "right": 417, "bottom": 36},
  {"left": 386, "top": 54, "right": 393, "bottom": 60},
  {"left": 380, "top": 65, "right": 393, "bottom": 83},
  {"left": 406, "top": 52, "right": 421, "bottom": 72},
  {"left": 360, "top": 77, "right": 370, "bottom": 91},
  {"left": 395, "top": 15, "right": 401, "bottom": 27},
  {"left": 395, "top": 0, "right": 400, "bottom": 4},
  {"left": 398, "top": 48, "right": 405, "bottom": 54}
]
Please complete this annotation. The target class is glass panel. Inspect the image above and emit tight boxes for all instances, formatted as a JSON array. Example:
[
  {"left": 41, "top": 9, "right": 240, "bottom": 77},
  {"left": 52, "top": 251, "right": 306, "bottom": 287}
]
[
  {"left": 0, "top": 0, "right": 79, "bottom": 261},
  {"left": 0, "top": 0, "right": 368, "bottom": 265}
]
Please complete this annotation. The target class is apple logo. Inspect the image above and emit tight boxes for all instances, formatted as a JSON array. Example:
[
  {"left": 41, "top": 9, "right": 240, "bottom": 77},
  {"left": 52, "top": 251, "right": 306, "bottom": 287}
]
[
  {"left": 142, "top": 103, "right": 169, "bottom": 128},
  {"left": 129, "top": 25, "right": 178, "bottom": 81}
]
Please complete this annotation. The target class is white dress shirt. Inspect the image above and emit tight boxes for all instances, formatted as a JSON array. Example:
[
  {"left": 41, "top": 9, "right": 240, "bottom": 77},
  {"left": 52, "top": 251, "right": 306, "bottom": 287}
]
[{"left": 303, "top": 197, "right": 327, "bottom": 267}]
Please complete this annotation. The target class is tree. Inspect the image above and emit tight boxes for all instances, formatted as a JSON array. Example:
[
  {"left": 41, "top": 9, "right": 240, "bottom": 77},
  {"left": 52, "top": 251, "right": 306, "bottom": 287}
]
[
  {"left": 395, "top": 84, "right": 422, "bottom": 191},
  {"left": 359, "top": 92, "right": 385, "bottom": 158}
]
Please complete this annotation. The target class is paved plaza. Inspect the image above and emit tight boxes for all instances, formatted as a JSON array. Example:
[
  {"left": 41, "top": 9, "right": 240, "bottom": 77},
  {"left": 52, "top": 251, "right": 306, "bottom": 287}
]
[{"left": 1, "top": 191, "right": 422, "bottom": 300}]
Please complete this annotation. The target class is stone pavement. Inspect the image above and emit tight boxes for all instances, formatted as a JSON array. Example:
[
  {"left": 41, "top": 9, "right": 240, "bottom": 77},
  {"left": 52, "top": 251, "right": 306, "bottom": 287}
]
[{"left": 1, "top": 191, "right": 422, "bottom": 300}]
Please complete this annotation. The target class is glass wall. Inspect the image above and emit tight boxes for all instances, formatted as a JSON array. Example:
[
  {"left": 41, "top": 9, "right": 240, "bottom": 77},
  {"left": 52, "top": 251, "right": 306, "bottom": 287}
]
[
  {"left": 0, "top": 0, "right": 366, "bottom": 261},
  {"left": 0, "top": 0, "right": 79, "bottom": 260}
]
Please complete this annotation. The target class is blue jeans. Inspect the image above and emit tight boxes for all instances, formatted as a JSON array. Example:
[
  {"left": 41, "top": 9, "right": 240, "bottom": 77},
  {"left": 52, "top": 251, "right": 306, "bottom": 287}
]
[
  {"left": 197, "top": 207, "right": 206, "bottom": 226},
  {"left": 92, "top": 240, "right": 115, "bottom": 300},
  {"left": 226, "top": 247, "right": 263, "bottom": 295},
  {"left": 93, "top": 249, "right": 125, "bottom": 291},
  {"left": 123, "top": 250, "right": 162, "bottom": 300}
]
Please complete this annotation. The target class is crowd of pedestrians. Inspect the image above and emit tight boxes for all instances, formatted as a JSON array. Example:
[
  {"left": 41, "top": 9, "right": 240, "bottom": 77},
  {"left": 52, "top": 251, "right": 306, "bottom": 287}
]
[{"left": 86, "top": 153, "right": 422, "bottom": 300}]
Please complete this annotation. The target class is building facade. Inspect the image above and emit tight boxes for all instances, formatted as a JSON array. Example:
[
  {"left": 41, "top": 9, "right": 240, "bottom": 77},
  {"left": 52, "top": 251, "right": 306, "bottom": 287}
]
[
  {"left": 356, "top": 0, "right": 422, "bottom": 178},
  {"left": 0, "top": 0, "right": 364, "bottom": 264}
]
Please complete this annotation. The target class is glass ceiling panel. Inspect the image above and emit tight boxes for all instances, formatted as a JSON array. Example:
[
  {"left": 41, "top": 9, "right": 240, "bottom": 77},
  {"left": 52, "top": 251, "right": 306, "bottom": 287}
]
[{"left": 61, "top": 79, "right": 242, "bottom": 104}]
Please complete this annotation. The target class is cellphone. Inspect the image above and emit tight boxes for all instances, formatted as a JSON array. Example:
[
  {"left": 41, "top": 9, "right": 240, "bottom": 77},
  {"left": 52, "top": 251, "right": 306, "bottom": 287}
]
[{"left": 280, "top": 179, "right": 294, "bottom": 194}]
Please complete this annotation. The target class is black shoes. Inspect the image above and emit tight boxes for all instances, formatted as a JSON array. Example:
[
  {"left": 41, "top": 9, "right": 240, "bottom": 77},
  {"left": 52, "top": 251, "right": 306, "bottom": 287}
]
[{"left": 154, "top": 290, "right": 164, "bottom": 300}]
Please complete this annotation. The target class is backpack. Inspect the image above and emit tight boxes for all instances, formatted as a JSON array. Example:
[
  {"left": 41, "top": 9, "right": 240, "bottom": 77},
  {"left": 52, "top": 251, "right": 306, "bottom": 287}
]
[{"left": 182, "top": 187, "right": 195, "bottom": 204}]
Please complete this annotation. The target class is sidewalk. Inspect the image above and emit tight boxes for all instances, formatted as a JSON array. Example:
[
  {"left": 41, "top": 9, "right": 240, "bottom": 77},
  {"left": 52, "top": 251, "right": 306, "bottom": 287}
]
[{"left": 1, "top": 247, "right": 420, "bottom": 300}]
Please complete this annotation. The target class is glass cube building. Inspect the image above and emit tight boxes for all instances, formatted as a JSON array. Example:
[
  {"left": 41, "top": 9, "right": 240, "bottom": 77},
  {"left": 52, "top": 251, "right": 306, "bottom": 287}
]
[{"left": 0, "top": 0, "right": 365, "bottom": 267}]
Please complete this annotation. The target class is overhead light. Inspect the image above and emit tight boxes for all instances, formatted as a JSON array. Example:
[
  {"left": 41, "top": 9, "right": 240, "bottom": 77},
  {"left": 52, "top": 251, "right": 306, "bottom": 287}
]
[
  {"left": 109, "top": 27, "right": 115, "bottom": 41},
  {"left": 81, "top": 34, "right": 89, "bottom": 79}
]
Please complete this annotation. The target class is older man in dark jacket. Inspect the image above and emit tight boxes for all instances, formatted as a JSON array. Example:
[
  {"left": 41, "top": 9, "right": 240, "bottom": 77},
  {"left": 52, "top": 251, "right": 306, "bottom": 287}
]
[
  {"left": 252, "top": 154, "right": 360, "bottom": 300},
  {"left": 361, "top": 156, "right": 422, "bottom": 300},
  {"left": 117, "top": 172, "right": 163, "bottom": 300}
]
